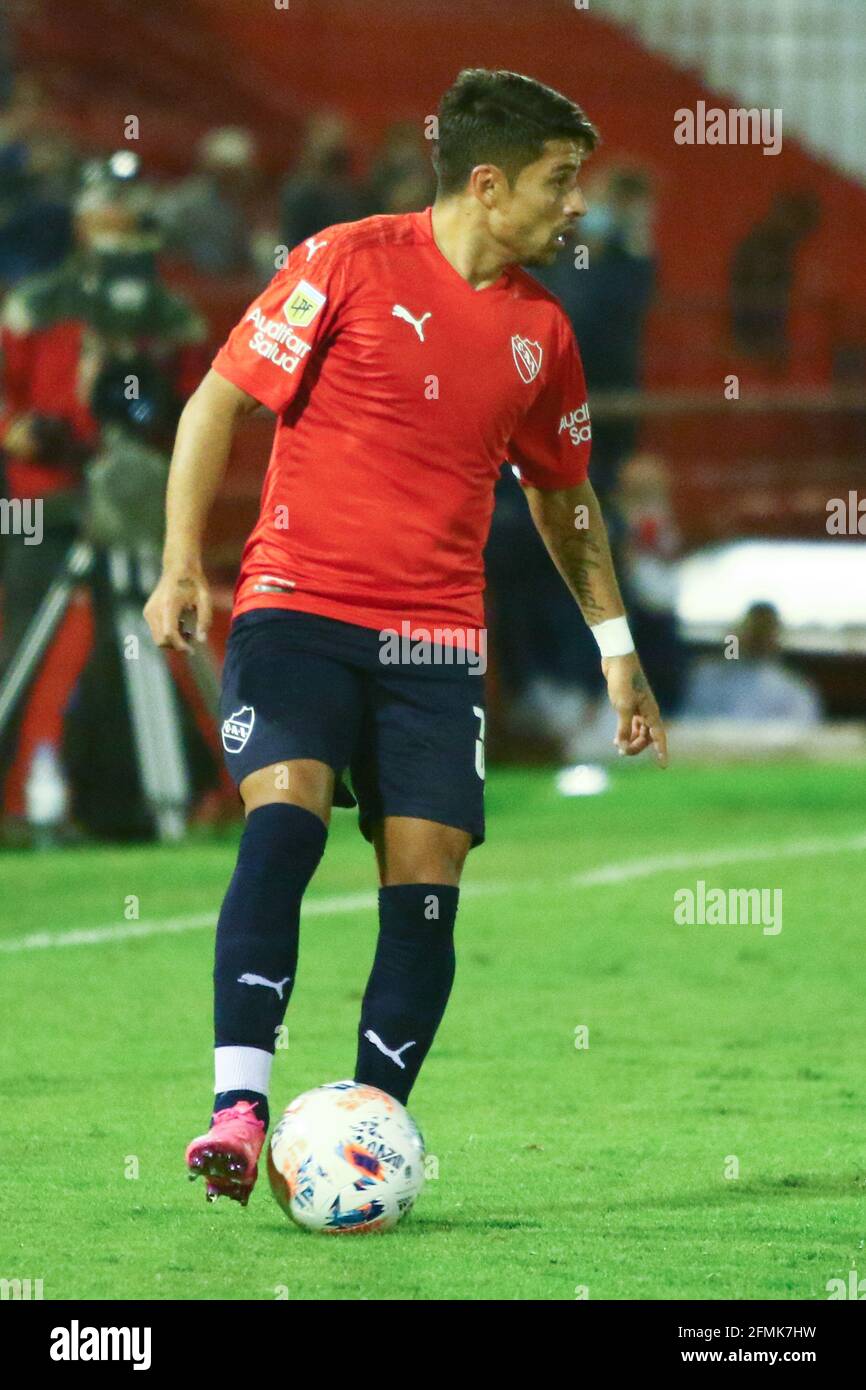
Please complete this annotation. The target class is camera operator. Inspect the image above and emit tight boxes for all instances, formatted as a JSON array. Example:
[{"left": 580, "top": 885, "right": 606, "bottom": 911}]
[{"left": 0, "top": 152, "right": 208, "bottom": 839}]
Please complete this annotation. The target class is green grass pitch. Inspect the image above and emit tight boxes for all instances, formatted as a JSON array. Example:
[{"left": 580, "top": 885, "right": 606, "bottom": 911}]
[{"left": 1, "top": 760, "right": 863, "bottom": 1300}]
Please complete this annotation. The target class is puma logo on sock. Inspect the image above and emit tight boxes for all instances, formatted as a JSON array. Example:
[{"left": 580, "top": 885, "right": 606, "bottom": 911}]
[
  {"left": 237, "top": 972, "right": 292, "bottom": 1000},
  {"left": 364, "top": 1029, "right": 417, "bottom": 1069}
]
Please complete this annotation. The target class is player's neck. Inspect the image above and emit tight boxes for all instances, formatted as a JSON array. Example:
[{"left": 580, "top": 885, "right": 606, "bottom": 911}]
[{"left": 430, "top": 199, "right": 512, "bottom": 291}]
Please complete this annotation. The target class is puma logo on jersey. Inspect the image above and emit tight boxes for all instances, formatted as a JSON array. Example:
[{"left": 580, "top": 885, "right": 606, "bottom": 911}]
[
  {"left": 237, "top": 972, "right": 292, "bottom": 999},
  {"left": 392, "top": 304, "right": 431, "bottom": 342},
  {"left": 305, "top": 236, "right": 328, "bottom": 261},
  {"left": 364, "top": 1029, "right": 417, "bottom": 1069}
]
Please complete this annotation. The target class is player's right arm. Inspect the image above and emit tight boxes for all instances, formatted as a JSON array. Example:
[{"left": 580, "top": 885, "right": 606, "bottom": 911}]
[
  {"left": 144, "top": 235, "right": 346, "bottom": 651},
  {"left": 143, "top": 368, "right": 259, "bottom": 651}
]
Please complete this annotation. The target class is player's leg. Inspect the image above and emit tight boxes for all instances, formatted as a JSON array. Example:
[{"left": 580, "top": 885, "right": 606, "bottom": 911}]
[
  {"left": 211, "top": 759, "right": 333, "bottom": 1119},
  {"left": 188, "top": 612, "right": 362, "bottom": 1202},
  {"left": 188, "top": 759, "right": 335, "bottom": 1204},
  {"left": 351, "top": 816, "right": 470, "bottom": 1104},
  {"left": 351, "top": 661, "right": 485, "bottom": 1105}
]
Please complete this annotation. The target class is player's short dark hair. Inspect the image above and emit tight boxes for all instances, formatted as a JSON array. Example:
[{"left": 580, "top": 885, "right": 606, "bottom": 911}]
[{"left": 433, "top": 68, "right": 599, "bottom": 196}]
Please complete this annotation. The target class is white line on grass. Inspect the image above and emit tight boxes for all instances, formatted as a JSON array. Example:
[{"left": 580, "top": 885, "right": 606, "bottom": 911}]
[
  {"left": 571, "top": 832, "right": 866, "bottom": 886},
  {"left": 0, "top": 892, "right": 377, "bottom": 954},
  {"left": 1, "top": 832, "right": 863, "bottom": 954}
]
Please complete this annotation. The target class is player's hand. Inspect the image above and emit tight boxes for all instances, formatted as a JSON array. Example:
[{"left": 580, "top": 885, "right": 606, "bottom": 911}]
[
  {"left": 143, "top": 568, "right": 212, "bottom": 652},
  {"left": 602, "top": 652, "right": 668, "bottom": 767}
]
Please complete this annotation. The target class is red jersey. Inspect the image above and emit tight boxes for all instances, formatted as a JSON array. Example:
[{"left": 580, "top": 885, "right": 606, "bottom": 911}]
[{"left": 212, "top": 207, "right": 592, "bottom": 640}]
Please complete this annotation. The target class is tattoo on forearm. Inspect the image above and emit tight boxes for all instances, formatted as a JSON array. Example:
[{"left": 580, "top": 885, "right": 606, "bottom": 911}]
[
  {"left": 553, "top": 531, "right": 607, "bottom": 623},
  {"left": 632, "top": 671, "right": 648, "bottom": 694},
  {"left": 532, "top": 488, "right": 627, "bottom": 627}
]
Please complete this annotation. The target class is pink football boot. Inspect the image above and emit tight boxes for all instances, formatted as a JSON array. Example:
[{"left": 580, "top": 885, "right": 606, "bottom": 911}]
[{"left": 186, "top": 1100, "right": 266, "bottom": 1206}]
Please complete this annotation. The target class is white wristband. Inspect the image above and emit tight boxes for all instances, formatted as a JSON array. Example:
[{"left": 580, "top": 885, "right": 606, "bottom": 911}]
[{"left": 590, "top": 616, "right": 635, "bottom": 659}]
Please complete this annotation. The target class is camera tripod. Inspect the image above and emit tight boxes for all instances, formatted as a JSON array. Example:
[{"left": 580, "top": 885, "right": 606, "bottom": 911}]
[{"left": 0, "top": 538, "right": 222, "bottom": 842}]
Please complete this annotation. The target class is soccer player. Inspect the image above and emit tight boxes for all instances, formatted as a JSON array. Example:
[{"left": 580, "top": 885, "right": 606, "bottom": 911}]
[{"left": 144, "top": 68, "right": 668, "bottom": 1205}]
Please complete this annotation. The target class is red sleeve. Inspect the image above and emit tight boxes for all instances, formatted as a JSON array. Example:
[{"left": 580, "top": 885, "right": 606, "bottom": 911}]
[
  {"left": 506, "top": 312, "right": 592, "bottom": 490},
  {"left": 211, "top": 240, "right": 345, "bottom": 414},
  {"left": 0, "top": 321, "right": 33, "bottom": 438}
]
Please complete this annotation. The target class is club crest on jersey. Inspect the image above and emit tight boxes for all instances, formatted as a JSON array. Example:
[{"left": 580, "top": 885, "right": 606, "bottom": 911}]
[
  {"left": 511, "top": 334, "right": 543, "bottom": 384},
  {"left": 221, "top": 705, "right": 255, "bottom": 754},
  {"left": 282, "top": 279, "right": 327, "bottom": 328}
]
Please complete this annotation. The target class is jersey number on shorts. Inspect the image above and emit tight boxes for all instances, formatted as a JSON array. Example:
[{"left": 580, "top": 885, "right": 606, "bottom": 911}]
[{"left": 473, "top": 705, "right": 485, "bottom": 780}]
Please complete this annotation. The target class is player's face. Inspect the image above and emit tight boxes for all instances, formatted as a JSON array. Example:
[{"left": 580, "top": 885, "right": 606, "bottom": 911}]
[{"left": 494, "top": 139, "right": 588, "bottom": 266}]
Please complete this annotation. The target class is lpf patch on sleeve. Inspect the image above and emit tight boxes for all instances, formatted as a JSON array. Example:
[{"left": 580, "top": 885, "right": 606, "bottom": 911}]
[{"left": 282, "top": 279, "right": 327, "bottom": 327}]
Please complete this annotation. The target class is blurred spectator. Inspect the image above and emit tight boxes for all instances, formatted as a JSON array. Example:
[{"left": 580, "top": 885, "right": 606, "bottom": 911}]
[
  {"left": 364, "top": 120, "right": 435, "bottom": 215},
  {"left": 681, "top": 602, "right": 823, "bottom": 725},
  {"left": 279, "top": 111, "right": 365, "bottom": 249},
  {"left": 617, "top": 452, "right": 685, "bottom": 714},
  {"left": 532, "top": 166, "right": 656, "bottom": 501},
  {"left": 26, "top": 130, "right": 82, "bottom": 205},
  {"left": 155, "top": 126, "right": 259, "bottom": 275},
  {"left": 0, "top": 73, "right": 78, "bottom": 288},
  {"left": 0, "top": 143, "right": 72, "bottom": 288},
  {"left": 0, "top": 71, "right": 53, "bottom": 149},
  {"left": 730, "top": 191, "right": 821, "bottom": 366},
  {"left": 0, "top": 153, "right": 208, "bottom": 830}
]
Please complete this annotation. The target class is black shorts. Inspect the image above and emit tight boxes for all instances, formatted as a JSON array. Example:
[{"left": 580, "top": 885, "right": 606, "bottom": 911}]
[{"left": 219, "top": 609, "right": 486, "bottom": 848}]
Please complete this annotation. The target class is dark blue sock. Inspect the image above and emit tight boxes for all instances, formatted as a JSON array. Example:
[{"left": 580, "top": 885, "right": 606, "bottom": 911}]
[
  {"left": 354, "top": 883, "right": 459, "bottom": 1105},
  {"left": 213, "top": 802, "right": 327, "bottom": 1124}
]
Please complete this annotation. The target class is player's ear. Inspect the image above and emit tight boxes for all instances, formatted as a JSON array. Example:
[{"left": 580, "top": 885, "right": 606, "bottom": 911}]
[{"left": 469, "top": 164, "right": 501, "bottom": 206}]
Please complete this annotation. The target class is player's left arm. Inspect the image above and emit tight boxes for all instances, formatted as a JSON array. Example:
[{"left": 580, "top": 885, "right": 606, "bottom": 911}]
[{"left": 524, "top": 477, "right": 668, "bottom": 766}]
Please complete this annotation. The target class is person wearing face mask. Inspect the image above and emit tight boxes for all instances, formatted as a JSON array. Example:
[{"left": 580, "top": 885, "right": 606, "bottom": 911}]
[{"left": 531, "top": 166, "right": 657, "bottom": 504}]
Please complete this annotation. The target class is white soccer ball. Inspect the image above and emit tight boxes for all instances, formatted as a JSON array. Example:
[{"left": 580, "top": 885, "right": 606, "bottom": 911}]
[{"left": 267, "top": 1080, "right": 425, "bottom": 1234}]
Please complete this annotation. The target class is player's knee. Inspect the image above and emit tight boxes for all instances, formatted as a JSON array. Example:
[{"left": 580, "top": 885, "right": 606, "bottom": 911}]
[
  {"left": 379, "top": 828, "right": 471, "bottom": 886},
  {"left": 240, "top": 760, "right": 333, "bottom": 826}
]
